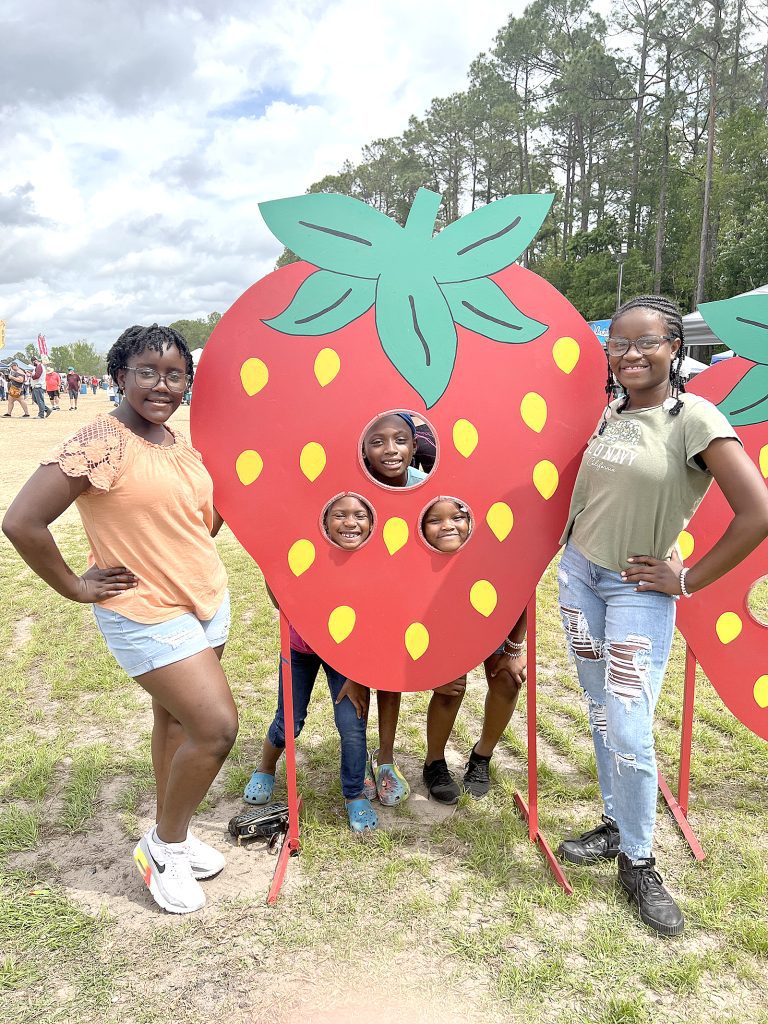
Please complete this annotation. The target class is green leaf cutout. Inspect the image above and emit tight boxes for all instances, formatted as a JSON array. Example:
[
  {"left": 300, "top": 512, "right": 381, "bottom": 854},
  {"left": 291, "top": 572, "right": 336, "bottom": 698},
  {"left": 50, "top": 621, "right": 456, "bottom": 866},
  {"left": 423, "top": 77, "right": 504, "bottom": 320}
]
[
  {"left": 430, "top": 193, "right": 554, "bottom": 283},
  {"left": 259, "top": 193, "right": 401, "bottom": 279},
  {"left": 264, "top": 271, "right": 376, "bottom": 336},
  {"left": 717, "top": 363, "right": 768, "bottom": 427},
  {"left": 698, "top": 295, "right": 768, "bottom": 364},
  {"left": 375, "top": 270, "right": 457, "bottom": 408},
  {"left": 441, "top": 277, "right": 547, "bottom": 344}
]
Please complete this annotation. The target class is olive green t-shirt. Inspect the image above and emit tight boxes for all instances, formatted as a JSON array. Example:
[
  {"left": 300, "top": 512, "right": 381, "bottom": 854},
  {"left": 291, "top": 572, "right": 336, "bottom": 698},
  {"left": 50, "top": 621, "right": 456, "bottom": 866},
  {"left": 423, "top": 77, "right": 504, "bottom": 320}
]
[{"left": 560, "top": 393, "right": 741, "bottom": 572}]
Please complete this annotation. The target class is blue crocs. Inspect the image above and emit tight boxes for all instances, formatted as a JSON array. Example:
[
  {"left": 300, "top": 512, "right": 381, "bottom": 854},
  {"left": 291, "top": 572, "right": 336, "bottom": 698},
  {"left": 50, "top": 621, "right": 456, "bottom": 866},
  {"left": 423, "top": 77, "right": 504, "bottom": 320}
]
[
  {"left": 346, "top": 797, "right": 378, "bottom": 833},
  {"left": 243, "top": 771, "right": 275, "bottom": 805}
]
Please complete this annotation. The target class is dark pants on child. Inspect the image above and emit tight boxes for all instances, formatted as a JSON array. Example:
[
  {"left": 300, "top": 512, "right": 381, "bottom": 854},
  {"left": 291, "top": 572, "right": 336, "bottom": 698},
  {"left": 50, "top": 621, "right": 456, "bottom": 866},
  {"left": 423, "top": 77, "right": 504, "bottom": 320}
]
[{"left": 267, "top": 649, "right": 367, "bottom": 799}]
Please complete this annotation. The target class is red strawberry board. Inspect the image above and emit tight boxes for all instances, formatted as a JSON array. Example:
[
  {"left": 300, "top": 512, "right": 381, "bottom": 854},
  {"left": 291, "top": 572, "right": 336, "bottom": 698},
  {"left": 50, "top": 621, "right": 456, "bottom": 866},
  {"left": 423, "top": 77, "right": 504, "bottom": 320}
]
[
  {"left": 679, "top": 348, "right": 768, "bottom": 742},
  {"left": 192, "top": 190, "right": 607, "bottom": 692}
]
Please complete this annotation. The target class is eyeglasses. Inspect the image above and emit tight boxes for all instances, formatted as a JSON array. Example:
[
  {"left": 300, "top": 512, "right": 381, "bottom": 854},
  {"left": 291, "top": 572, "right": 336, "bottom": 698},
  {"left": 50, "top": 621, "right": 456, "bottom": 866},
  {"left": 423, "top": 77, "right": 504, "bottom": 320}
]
[
  {"left": 122, "top": 366, "right": 191, "bottom": 393},
  {"left": 606, "top": 335, "right": 674, "bottom": 357}
]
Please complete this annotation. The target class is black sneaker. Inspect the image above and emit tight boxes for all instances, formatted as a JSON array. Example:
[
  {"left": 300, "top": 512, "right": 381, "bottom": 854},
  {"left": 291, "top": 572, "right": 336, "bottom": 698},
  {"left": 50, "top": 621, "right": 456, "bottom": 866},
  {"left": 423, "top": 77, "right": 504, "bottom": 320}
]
[
  {"left": 617, "top": 852, "right": 684, "bottom": 937},
  {"left": 422, "top": 758, "right": 461, "bottom": 804},
  {"left": 558, "top": 816, "right": 620, "bottom": 865},
  {"left": 462, "top": 745, "right": 491, "bottom": 798}
]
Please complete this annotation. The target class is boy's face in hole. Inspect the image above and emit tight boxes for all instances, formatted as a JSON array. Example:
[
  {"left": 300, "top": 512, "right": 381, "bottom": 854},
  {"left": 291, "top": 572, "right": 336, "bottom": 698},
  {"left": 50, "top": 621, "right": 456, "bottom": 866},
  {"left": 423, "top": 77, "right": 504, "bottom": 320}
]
[
  {"left": 422, "top": 500, "right": 470, "bottom": 552},
  {"left": 363, "top": 415, "right": 415, "bottom": 485},
  {"left": 325, "top": 496, "right": 372, "bottom": 549}
]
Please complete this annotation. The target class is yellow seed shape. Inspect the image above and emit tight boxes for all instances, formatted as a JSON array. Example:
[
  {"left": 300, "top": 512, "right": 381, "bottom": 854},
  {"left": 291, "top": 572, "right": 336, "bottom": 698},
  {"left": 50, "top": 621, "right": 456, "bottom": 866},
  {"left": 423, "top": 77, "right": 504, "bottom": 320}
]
[
  {"left": 678, "top": 531, "right": 695, "bottom": 561},
  {"left": 300, "top": 442, "right": 326, "bottom": 482},
  {"left": 470, "top": 580, "right": 498, "bottom": 618},
  {"left": 760, "top": 444, "right": 768, "bottom": 479},
  {"left": 287, "top": 539, "right": 315, "bottom": 577},
  {"left": 453, "top": 418, "right": 478, "bottom": 458},
  {"left": 520, "top": 392, "right": 547, "bottom": 433},
  {"left": 240, "top": 357, "right": 269, "bottom": 396},
  {"left": 486, "top": 502, "right": 514, "bottom": 542},
  {"left": 405, "top": 622, "right": 430, "bottom": 661},
  {"left": 533, "top": 460, "right": 559, "bottom": 500},
  {"left": 314, "top": 348, "right": 341, "bottom": 387},
  {"left": 553, "top": 336, "right": 580, "bottom": 374},
  {"left": 236, "top": 449, "right": 263, "bottom": 485},
  {"left": 754, "top": 676, "right": 768, "bottom": 709},
  {"left": 328, "top": 606, "right": 356, "bottom": 644},
  {"left": 383, "top": 517, "right": 408, "bottom": 555},
  {"left": 715, "top": 611, "right": 743, "bottom": 645}
]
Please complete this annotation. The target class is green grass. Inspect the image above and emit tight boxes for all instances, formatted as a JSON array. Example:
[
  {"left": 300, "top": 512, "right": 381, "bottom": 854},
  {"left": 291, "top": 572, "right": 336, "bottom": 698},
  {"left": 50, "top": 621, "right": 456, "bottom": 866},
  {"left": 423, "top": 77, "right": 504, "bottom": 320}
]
[{"left": 1, "top": 528, "right": 767, "bottom": 1023}]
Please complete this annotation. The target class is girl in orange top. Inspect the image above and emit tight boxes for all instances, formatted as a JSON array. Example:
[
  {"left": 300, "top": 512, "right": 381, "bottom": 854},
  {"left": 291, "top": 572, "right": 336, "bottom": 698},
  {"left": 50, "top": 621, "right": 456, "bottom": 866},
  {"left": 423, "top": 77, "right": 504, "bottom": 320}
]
[{"left": 3, "top": 324, "right": 235, "bottom": 916}]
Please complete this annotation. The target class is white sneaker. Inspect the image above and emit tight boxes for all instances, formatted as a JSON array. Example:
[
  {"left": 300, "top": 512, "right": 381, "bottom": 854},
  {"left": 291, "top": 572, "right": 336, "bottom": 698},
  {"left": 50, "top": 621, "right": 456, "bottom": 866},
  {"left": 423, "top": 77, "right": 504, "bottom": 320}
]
[
  {"left": 186, "top": 829, "right": 226, "bottom": 880},
  {"left": 133, "top": 828, "right": 206, "bottom": 914},
  {"left": 150, "top": 823, "right": 226, "bottom": 880}
]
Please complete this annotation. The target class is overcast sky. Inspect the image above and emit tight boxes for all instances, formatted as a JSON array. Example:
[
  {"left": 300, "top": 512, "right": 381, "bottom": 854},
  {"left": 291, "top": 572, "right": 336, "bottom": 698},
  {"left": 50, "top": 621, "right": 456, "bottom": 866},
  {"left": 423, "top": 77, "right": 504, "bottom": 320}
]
[{"left": 1, "top": 0, "right": 556, "bottom": 353}]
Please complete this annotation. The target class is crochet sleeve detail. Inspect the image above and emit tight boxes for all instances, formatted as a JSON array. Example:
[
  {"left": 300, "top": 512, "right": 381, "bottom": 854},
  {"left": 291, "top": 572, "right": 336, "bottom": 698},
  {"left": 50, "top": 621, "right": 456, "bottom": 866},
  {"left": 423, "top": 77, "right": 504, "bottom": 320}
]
[{"left": 41, "top": 417, "right": 126, "bottom": 492}]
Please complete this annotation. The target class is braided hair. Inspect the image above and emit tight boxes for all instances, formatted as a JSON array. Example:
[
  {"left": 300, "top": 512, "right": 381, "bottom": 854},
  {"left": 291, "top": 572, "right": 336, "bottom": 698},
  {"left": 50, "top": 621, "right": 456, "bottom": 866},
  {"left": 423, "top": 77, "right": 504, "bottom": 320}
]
[
  {"left": 598, "top": 294, "right": 686, "bottom": 435},
  {"left": 107, "top": 324, "right": 194, "bottom": 392}
]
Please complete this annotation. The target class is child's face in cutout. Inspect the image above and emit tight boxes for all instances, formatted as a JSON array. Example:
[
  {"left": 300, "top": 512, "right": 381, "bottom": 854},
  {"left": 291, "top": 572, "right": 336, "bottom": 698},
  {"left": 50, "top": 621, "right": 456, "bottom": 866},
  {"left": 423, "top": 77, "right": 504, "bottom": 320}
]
[
  {"left": 325, "top": 496, "right": 372, "bottom": 549},
  {"left": 422, "top": 500, "right": 470, "bottom": 552},
  {"left": 363, "top": 415, "right": 415, "bottom": 486}
]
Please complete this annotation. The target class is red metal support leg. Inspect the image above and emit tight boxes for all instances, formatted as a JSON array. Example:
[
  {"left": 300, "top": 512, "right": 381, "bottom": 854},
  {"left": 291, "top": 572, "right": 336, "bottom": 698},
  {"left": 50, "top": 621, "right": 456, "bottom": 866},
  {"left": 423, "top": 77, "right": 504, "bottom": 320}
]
[
  {"left": 514, "top": 594, "right": 573, "bottom": 894},
  {"left": 657, "top": 642, "right": 705, "bottom": 861},
  {"left": 267, "top": 612, "right": 303, "bottom": 904}
]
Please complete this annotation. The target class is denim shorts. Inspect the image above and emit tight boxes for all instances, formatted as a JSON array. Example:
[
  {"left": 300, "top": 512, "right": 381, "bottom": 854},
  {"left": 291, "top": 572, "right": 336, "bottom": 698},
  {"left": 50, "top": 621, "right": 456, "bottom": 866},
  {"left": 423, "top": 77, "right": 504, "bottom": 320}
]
[{"left": 93, "top": 591, "right": 231, "bottom": 678}]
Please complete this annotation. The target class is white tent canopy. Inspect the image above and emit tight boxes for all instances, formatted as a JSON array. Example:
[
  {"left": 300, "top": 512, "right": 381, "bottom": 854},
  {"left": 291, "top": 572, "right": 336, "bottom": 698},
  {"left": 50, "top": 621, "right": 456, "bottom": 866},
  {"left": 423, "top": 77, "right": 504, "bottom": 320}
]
[
  {"left": 191, "top": 348, "right": 204, "bottom": 364},
  {"left": 683, "top": 283, "right": 768, "bottom": 347}
]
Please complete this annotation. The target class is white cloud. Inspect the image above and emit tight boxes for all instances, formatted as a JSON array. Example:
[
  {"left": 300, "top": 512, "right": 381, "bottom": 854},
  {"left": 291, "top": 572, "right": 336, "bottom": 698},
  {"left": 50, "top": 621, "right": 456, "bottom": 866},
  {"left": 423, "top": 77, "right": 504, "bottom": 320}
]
[{"left": 0, "top": 0, "right": 525, "bottom": 353}]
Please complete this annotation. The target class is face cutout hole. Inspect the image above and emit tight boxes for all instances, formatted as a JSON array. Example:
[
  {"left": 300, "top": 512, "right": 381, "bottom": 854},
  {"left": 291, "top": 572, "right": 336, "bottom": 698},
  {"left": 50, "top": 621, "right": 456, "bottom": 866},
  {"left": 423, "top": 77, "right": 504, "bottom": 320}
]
[
  {"left": 419, "top": 496, "right": 473, "bottom": 554},
  {"left": 360, "top": 410, "right": 437, "bottom": 489},
  {"left": 746, "top": 577, "right": 768, "bottom": 627},
  {"left": 321, "top": 493, "right": 375, "bottom": 551}
]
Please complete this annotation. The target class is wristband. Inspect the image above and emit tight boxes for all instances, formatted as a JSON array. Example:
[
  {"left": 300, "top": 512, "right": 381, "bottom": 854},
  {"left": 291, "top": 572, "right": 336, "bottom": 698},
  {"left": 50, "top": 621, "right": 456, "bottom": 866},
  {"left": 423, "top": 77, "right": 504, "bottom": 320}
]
[
  {"left": 679, "top": 567, "right": 693, "bottom": 598},
  {"left": 502, "top": 639, "right": 526, "bottom": 657}
]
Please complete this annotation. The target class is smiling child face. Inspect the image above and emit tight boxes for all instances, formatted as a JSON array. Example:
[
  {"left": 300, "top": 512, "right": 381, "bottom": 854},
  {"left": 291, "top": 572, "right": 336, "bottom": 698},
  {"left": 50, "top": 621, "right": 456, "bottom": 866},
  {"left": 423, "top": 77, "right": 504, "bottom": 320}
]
[
  {"left": 325, "top": 495, "right": 372, "bottom": 549},
  {"left": 422, "top": 499, "right": 470, "bottom": 552},
  {"left": 363, "top": 414, "right": 415, "bottom": 486}
]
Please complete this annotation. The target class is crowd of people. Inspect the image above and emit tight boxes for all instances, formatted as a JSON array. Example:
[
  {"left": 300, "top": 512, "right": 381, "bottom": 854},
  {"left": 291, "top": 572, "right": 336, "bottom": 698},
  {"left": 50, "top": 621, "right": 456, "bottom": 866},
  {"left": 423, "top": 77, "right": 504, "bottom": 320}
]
[
  {"left": 3, "top": 302, "right": 768, "bottom": 936},
  {"left": 0, "top": 361, "right": 107, "bottom": 418}
]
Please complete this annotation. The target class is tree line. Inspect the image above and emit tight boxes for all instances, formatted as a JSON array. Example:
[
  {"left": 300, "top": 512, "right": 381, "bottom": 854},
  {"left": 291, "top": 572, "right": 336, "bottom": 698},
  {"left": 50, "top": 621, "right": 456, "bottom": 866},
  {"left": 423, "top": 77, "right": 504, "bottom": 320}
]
[{"left": 280, "top": 0, "right": 768, "bottom": 321}]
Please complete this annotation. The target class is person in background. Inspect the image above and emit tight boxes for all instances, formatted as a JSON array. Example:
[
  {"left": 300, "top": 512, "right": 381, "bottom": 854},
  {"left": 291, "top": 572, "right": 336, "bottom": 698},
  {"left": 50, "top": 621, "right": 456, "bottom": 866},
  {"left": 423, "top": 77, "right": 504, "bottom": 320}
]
[
  {"left": 4, "top": 362, "right": 30, "bottom": 418},
  {"left": 66, "top": 367, "right": 81, "bottom": 410},
  {"left": 46, "top": 367, "right": 61, "bottom": 411},
  {"left": 30, "top": 357, "right": 52, "bottom": 419},
  {"left": 91, "top": 375, "right": 99, "bottom": 395}
]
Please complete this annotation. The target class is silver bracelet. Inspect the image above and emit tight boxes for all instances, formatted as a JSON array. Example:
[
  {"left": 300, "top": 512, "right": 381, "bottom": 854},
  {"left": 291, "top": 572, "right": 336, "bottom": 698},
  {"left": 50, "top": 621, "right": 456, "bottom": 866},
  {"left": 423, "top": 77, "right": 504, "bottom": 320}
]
[
  {"left": 679, "top": 567, "right": 693, "bottom": 598},
  {"left": 503, "top": 639, "right": 526, "bottom": 656}
]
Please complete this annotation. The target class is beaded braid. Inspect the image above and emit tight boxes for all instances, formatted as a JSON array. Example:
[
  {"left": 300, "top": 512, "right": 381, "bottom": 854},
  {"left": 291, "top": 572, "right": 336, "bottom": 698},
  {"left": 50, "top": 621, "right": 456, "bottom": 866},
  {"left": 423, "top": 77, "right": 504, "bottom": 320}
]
[
  {"left": 598, "top": 294, "right": 686, "bottom": 434},
  {"left": 107, "top": 324, "right": 195, "bottom": 392}
]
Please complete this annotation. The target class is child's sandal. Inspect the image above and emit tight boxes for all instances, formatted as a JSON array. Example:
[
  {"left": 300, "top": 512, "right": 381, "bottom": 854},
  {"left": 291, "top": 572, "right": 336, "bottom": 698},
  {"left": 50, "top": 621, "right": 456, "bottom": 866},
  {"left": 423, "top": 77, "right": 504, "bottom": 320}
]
[
  {"left": 243, "top": 771, "right": 275, "bottom": 805},
  {"left": 346, "top": 797, "right": 378, "bottom": 832},
  {"left": 371, "top": 749, "right": 410, "bottom": 807}
]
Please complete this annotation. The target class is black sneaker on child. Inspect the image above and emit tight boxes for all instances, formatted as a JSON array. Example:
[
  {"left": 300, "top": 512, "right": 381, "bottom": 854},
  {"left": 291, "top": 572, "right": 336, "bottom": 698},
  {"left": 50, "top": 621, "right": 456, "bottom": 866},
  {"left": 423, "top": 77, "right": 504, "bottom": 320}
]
[
  {"left": 462, "top": 745, "right": 491, "bottom": 798},
  {"left": 617, "top": 852, "right": 684, "bottom": 937},
  {"left": 557, "top": 815, "right": 620, "bottom": 865},
  {"left": 422, "top": 758, "right": 461, "bottom": 804}
]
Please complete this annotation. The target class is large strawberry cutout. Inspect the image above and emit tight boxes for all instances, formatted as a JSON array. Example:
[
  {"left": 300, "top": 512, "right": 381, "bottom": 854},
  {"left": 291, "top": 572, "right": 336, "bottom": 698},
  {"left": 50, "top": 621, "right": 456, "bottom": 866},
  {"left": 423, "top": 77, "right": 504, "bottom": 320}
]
[
  {"left": 191, "top": 189, "right": 605, "bottom": 691},
  {"left": 677, "top": 294, "right": 768, "bottom": 741}
]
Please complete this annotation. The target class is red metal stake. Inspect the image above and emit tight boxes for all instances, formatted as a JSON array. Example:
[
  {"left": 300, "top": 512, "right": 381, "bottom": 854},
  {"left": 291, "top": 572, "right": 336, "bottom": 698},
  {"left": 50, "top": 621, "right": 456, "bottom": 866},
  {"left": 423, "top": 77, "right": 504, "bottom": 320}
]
[
  {"left": 513, "top": 594, "right": 573, "bottom": 894},
  {"left": 267, "top": 612, "right": 302, "bottom": 904},
  {"left": 657, "top": 641, "right": 705, "bottom": 861}
]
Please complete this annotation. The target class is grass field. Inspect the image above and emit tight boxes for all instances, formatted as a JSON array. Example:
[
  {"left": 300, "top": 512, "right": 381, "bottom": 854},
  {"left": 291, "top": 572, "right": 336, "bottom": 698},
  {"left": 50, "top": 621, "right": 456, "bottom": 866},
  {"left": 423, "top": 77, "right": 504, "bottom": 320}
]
[{"left": 1, "top": 395, "right": 767, "bottom": 1024}]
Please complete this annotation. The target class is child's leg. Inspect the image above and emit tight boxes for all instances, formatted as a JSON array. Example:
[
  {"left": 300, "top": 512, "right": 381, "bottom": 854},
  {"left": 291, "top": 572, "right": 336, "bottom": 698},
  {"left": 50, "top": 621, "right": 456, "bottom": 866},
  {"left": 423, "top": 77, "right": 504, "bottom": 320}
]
[
  {"left": 425, "top": 677, "right": 467, "bottom": 764},
  {"left": 376, "top": 690, "right": 401, "bottom": 763},
  {"left": 325, "top": 668, "right": 368, "bottom": 799},
  {"left": 474, "top": 659, "right": 523, "bottom": 757},
  {"left": 261, "top": 649, "right": 319, "bottom": 768}
]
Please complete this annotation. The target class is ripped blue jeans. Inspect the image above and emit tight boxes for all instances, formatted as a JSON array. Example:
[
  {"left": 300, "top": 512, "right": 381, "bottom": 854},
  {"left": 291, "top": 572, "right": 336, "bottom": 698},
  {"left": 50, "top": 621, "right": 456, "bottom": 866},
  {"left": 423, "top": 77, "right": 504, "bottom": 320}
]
[{"left": 558, "top": 542, "right": 676, "bottom": 860}]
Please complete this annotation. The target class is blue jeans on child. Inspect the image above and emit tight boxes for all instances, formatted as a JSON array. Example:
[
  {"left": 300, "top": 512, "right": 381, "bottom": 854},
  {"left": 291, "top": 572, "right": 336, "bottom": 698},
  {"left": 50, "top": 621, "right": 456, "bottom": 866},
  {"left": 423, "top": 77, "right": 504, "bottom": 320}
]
[
  {"left": 557, "top": 541, "right": 676, "bottom": 860},
  {"left": 267, "top": 649, "right": 368, "bottom": 799}
]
